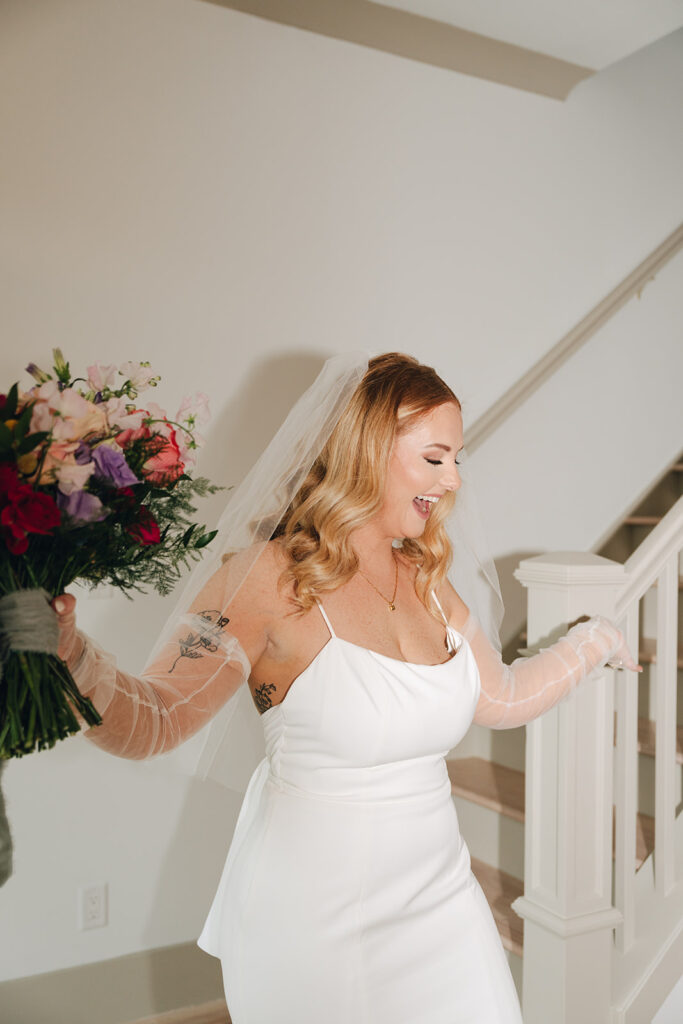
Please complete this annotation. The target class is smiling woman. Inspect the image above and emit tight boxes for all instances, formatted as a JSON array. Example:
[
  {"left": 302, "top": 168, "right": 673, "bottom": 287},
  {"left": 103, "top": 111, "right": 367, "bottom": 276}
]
[{"left": 52, "top": 351, "right": 639, "bottom": 1024}]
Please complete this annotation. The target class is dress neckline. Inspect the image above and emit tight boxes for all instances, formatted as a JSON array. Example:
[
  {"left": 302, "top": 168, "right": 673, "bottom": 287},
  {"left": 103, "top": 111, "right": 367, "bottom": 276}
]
[{"left": 261, "top": 630, "right": 464, "bottom": 719}]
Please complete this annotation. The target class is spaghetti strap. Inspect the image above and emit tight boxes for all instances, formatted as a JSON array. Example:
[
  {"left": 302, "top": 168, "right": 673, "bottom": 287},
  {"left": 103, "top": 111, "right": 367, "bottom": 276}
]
[
  {"left": 430, "top": 590, "right": 449, "bottom": 627},
  {"left": 432, "top": 590, "right": 461, "bottom": 655},
  {"left": 316, "top": 600, "right": 337, "bottom": 639}
]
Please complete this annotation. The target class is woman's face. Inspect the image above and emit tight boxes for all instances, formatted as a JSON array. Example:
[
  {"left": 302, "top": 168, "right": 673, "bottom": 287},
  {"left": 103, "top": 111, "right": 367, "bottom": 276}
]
[{"left": 378, "top": 401, "right": 464, "bottom": 539}]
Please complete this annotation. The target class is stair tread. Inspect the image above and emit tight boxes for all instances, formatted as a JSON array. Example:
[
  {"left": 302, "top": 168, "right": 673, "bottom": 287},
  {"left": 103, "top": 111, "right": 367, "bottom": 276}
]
[
  {"left": 448, "top": 756, "right": 654, "bottom": 868},
  {"left": 447, "top": 757, "right": 525, "bottom": 822},
  {"left": 470, "top": 857, "right": 524, "bottom": 956},
  {"left": 636, "top": 716, "right": 683, "bottom": 765},
  {"left": 624, "top": 514, "right": 663, "bottom": 525},
  {"left": 129, "top": 1000, "right": 230, "bottom": 1024}
]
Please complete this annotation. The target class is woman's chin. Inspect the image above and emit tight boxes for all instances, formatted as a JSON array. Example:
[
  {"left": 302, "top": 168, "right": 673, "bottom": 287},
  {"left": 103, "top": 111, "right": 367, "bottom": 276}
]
[{"left": 401, "top": 519, "right": 428, "bottom": 540}]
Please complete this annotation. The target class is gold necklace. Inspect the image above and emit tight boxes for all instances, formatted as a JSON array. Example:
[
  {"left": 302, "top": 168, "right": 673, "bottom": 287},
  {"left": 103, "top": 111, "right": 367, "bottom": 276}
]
[{"left": 357, "top": 552, "right": 399, "bottom": 611}]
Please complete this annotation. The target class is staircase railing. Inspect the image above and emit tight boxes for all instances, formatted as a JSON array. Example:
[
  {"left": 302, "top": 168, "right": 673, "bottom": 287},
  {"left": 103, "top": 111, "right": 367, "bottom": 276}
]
[{"left": 511, "top": 496, "right": 683, "bottom": 1024}]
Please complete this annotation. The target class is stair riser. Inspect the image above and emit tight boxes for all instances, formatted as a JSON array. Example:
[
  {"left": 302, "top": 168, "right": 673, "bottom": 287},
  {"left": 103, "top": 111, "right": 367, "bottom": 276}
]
[
  {"left": 458, "top": 722, "right": 526, "bottom": 774},
  {"left": 451, "top": 796, "right": 524, "bottom": 879}
]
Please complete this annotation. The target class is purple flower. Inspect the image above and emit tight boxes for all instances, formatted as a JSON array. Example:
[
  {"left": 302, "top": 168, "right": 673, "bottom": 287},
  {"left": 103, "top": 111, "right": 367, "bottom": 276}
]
[
  {"left": 92, "top": 445, "right": 139, "bottom": 488},
  {"left": 74, "top": 442, "right": 92, "bottom": 464},
  {"left": 56, "top": 490, "right": 107, "bottom": 524}
]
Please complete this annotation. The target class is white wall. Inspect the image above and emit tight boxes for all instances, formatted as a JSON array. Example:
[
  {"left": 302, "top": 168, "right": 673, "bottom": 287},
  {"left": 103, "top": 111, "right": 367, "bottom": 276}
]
[
  {"left": 654, "top": 973, "right": 683, "bottom": 1024},
  {"left": 0, "top": 0, "right": 681, "bottom": 982}
]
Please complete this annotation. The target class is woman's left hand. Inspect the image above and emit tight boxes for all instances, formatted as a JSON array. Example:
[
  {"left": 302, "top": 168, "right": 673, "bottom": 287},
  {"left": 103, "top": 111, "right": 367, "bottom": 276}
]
[{"left": 568, "top": 614, "right": 642, "bottom": 673}]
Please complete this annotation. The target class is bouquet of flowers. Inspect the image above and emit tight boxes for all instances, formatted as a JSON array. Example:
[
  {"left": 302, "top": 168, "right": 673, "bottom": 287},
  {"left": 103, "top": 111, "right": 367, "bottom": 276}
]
[{"left": 0, "top": 349, "right": 221, "bottom": 760}]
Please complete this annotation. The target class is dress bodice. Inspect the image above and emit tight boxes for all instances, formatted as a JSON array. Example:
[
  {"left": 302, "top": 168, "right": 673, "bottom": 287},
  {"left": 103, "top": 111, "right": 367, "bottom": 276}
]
[{"left": 261, "top": 597, "right": 481, "bottom": 803}]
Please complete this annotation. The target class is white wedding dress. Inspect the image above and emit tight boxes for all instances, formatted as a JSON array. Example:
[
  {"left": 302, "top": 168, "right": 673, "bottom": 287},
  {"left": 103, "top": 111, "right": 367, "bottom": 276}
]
[
  {"left": 70, "top": 568, "right": 629, "bottom": 1022},
  {"left": 197, "top": 598, "right": 522, "bottom": 1023}
]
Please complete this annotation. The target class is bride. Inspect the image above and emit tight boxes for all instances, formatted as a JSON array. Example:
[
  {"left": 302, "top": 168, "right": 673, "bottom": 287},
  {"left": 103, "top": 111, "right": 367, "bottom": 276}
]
[{"left": 53, "top": 352, "right": 639, "bottom": 1024}]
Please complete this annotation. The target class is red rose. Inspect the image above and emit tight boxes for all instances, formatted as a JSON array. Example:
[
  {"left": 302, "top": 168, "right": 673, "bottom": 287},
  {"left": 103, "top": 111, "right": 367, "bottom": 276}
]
[
  {"left": 141, "top": 428, "right": 184, "bottom": 485},
  {"left": 126, "top": 505, "right": 161, "bottom": 546},
  {"left": 1, "top": 484, "right": 61, "bottom": 554},
  {"left": 0, "top": 462, "right": 21, "bottom": 501},
  {"left": 115, "top": 424, "right": 151, "bottom": 448},
  {"left": 1, "top": 512, "right": 28, "bottom": 554}
]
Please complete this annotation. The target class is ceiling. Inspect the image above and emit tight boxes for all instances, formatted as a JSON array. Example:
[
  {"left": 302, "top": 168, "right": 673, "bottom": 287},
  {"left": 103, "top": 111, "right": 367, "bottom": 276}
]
[
  {"left": 202, "top": 0, "right": 683, "bottom": 99},
  {"left": 367, "top": 0, "right": 683, "bottom": 69}
]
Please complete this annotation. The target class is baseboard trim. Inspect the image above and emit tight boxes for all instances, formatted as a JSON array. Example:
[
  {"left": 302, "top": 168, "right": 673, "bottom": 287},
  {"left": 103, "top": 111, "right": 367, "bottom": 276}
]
[{"left": 0, "top": 942, "right": 225, "bottom": 1024}]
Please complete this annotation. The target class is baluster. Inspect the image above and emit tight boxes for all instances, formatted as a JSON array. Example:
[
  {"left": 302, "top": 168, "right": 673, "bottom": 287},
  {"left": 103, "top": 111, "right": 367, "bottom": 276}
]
[
  {"left": 613, "top": 599, "right": 640, "bottom": 951},
  {"left": 655, "top": 555, "right": 678, "bottom": 894}
]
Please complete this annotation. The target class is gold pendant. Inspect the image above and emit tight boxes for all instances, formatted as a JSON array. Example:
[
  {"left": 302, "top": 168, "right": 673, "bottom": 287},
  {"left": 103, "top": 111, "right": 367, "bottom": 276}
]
[{"left": 388, "top": 603, "right": 396, "bottom": 611}]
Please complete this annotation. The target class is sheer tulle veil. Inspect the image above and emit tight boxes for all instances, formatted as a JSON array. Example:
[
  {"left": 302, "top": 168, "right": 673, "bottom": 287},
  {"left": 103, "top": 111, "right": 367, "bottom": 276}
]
[{"left": 148, "top": 350, "right": 504, "bottom": 792}]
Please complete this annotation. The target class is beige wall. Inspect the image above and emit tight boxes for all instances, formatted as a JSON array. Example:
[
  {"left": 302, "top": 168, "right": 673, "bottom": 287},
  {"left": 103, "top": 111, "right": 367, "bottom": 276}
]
[{"left": 0, "top": 0, "right": 681, "bottom": 988}]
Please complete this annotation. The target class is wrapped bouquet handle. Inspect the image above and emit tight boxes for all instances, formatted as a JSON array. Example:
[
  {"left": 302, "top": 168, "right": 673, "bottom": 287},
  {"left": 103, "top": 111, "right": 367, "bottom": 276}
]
[
  {"left": 0, "top": 588, "right": 59, "bottom": 660},
  {"left": 0, "top": 588, "right": 102, "bottom": 758}
]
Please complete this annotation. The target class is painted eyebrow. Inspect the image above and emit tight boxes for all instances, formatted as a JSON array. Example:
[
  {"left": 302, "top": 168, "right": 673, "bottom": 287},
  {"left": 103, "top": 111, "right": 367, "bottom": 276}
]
[{"left": 424, "top": 442, "right": 465, "bottom": 453}]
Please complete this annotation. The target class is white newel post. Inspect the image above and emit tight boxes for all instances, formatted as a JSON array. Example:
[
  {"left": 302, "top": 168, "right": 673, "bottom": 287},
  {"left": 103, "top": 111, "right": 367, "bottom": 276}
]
[{"left": 511, "top": 552, "right": 626, "bottom": 1024}]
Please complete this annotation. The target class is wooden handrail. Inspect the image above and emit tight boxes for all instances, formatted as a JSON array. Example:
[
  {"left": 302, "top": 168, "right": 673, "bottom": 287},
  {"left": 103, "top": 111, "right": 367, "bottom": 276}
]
[{"left": 467, "top": 223, "right": 683, "bottom": 452}]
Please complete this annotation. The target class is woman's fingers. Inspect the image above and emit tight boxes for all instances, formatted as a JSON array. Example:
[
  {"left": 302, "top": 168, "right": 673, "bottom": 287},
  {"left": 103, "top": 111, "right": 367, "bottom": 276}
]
[
  {"left": 51, "top": 593, "right": 80, "bottom": 662},
  {"left": 52, "top": 593, "right": 76, "bottom": 617},
  {"left": 607, "top": 637, "right": 643, "bottom": 673}
]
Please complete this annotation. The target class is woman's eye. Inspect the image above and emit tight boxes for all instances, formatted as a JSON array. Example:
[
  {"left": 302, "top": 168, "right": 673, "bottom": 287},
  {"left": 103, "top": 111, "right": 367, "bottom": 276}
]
[
  {"left": 425, "top": 458, "right": 442, "bottom": 465},
  {"left": 455, "top": 459, "right": 461, "bottom": 466}
]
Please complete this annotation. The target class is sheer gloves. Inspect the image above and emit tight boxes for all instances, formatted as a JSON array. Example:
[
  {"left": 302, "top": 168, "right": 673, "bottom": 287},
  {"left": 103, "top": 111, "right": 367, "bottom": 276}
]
[
  {"left": 52, "top": 594, "right": 251, "bottom": 759},
  {"left": 465, "top": 611, "right": 640, "bottom": 730}
]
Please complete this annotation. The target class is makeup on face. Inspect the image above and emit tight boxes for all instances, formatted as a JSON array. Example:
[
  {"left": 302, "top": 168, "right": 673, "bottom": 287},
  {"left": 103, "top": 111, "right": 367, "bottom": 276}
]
[{"left": 382, "top": 403, "right": 464, "bottom": 538}]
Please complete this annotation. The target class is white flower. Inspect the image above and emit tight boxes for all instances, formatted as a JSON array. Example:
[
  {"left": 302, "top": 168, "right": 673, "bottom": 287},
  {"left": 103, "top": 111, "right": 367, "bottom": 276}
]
[{"left": 56, "top": 460, "right": 96, "bottom": 495}]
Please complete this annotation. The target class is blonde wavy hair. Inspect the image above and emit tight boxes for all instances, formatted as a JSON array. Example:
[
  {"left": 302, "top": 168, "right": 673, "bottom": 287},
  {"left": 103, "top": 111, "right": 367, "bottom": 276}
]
[{"left": 272, "top": 353, "right": 461, "bottom": 618}]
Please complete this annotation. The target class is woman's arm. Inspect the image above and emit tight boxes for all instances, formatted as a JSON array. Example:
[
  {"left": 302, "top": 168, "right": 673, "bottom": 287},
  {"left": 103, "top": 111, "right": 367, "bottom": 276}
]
[
  {"left": 442, "top": 582, "right": 641, "bottom": 730},
  {"left": 54, "top": 551, "right": 271, "bottom": 759}
]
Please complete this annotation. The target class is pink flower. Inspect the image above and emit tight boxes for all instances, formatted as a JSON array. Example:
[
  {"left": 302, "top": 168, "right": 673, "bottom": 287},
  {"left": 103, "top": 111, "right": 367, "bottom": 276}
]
[
  {"left": 176, "top": 430, "right": 205, "bottom": 471},
  {"left": 87, "top": 363, "right": 118, "bottom": 391},
  {"left": 143, "top": 401, "right": 172, "bottom": 432},
  {"left": 60, "top": 406, "right": 108, "bottom": 442},
  {"left": 176, "top": 391, "right": 211, "bottom": 428},
  {"left": 102, "top": 397, "right": 145, "bottom": 431},
  {"left": 32, "top": 441, "right": 79, "bottom": 485},
  {"left": 28, "top": 383, "right": 108, "bottom": 442},
  {"left": 119, "top": 361, "right": 157, "bottom": 392}
]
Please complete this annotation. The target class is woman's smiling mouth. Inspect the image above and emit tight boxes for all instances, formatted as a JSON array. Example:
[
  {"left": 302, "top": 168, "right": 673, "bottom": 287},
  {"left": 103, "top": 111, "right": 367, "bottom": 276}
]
[{"left": 413, "top": 494, "right": 440, "bottom": 518}]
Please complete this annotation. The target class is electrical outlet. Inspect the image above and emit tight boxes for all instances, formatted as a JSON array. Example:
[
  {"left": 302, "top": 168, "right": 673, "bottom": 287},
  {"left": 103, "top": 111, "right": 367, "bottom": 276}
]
[{"left": 77, "top": 883, "right": 108, "bottom": 930}]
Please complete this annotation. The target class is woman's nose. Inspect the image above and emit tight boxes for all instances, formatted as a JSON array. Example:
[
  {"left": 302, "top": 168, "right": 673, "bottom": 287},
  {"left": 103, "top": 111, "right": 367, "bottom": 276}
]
[{"left": 441, "top": 465, "right": 461, "bottom": 491}]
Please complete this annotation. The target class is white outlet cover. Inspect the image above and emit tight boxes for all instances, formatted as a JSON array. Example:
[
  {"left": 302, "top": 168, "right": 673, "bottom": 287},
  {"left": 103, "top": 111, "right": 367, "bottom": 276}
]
[{"left": 77, "top": 883, "right": 108, "bottom": 930}]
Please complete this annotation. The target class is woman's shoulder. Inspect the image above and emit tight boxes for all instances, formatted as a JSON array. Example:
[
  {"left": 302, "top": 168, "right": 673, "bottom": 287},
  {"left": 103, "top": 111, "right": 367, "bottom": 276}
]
[
  {"left": 216, "top": 538, "right": 293, "bottom": 608},
  {"left": 434, "top": 576, "right": 471, "bottom": 633}
]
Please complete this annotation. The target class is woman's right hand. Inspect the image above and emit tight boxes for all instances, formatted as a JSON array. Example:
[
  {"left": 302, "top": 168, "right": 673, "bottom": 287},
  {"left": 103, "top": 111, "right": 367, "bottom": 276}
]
[{"left": 51, "top": 593, "right": 85, "bottom": 667}]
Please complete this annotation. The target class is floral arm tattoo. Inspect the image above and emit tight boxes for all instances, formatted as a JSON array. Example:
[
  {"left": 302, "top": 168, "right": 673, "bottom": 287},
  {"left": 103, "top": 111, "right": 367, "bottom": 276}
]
[
  {"left": 169, "top": 610, "right": 231, "bottom": 673},
  {"left": 254, "top": 682, "right": 277, "bottom": 714}
]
